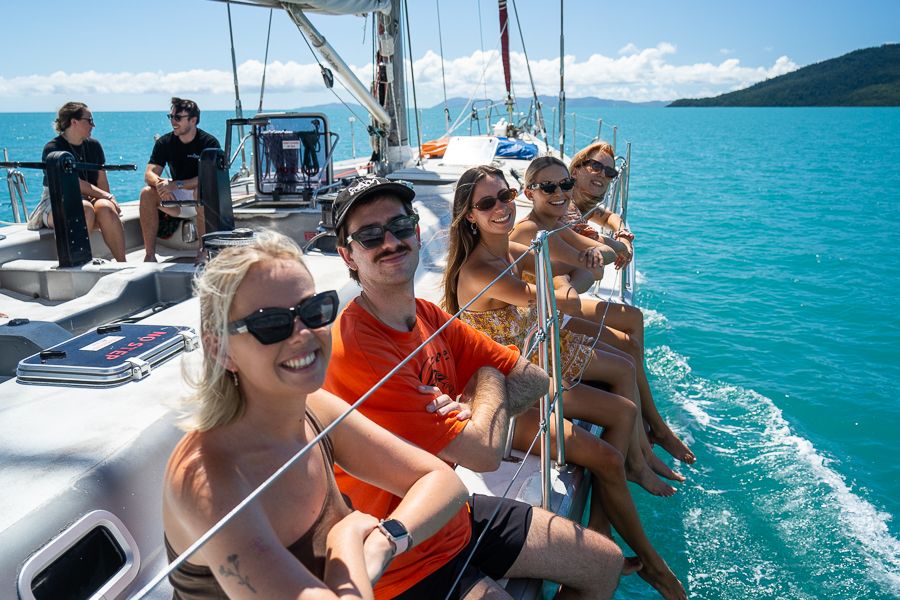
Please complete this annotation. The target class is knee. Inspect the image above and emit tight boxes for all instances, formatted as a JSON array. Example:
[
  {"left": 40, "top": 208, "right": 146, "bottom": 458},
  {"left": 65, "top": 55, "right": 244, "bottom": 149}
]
[
  {"left": 139, "top": 186, "right": 157, "bottom": 206},
  {"left": 593, "top": 441, "right": 625, "bottom": 474},
  {"left": 93, "top": 201, "right": 118, "bottom": 221}
]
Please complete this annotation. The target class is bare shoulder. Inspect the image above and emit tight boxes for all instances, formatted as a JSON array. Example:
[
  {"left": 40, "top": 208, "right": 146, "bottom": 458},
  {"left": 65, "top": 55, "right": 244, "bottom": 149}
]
[{"left": 165, "top": 430, "right": 245, "bottom": 522}]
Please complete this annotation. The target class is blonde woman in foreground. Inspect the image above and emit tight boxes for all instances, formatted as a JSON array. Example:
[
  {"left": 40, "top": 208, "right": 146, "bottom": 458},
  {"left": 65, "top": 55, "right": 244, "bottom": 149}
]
[{"left": 162, "top": 230, "right": 467, "bottom": 599}]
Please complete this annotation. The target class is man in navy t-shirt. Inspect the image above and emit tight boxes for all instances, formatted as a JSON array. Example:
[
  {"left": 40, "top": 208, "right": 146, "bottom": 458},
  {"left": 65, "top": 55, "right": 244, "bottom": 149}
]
[{"left": 139, "top": 97, "right": 220, "bottom": 262}]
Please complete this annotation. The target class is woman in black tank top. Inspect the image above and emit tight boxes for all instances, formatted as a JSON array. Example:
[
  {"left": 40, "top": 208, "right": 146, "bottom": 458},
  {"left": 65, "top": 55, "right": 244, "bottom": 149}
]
[{"left": 162, "top": 231, "right": 468, "bottom": 599}]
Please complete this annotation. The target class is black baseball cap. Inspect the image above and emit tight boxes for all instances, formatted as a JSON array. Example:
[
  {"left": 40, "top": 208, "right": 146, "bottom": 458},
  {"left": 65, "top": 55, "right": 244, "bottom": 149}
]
[{"left": 332, "top": 177, "right": 415, "bottom": 230}]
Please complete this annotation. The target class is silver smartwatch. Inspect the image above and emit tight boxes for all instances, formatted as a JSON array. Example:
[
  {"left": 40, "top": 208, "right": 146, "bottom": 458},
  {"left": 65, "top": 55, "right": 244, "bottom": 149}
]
[{"left": 377, "top": 518, "right": 412, "bottom": 555}]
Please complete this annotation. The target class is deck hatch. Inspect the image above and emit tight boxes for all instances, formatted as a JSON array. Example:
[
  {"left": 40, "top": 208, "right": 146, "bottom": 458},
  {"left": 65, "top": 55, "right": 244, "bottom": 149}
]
[
  {"left": 18, "top": 510, "right": 140, "bottom": 600},
  {"left": 16, "top": 323, "right": 198, "bottom": 387}
]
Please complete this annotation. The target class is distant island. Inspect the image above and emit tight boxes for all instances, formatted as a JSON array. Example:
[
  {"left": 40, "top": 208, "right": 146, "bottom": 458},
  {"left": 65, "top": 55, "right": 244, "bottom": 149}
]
[{"left": 669, "top": 44, "right": 900, "bottom": 107}]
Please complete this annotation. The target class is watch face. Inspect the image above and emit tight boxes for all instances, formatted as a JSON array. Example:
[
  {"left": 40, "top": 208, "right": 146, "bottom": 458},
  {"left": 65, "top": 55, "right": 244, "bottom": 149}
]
[{"left": 380, "top": 519, "right": 407, "bottom": 538}]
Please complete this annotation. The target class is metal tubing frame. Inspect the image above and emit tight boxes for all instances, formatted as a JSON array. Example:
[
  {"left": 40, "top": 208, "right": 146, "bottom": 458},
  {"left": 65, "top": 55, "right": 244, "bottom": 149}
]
[
  {"left": 532, "top": 231, "right": 553, "bottom": 509},
  {"left": 283, "top": 5, "right": 391, "bottom": 126},
  {"left": 536, "top": 233, "right": 567, "bottom": 467}
]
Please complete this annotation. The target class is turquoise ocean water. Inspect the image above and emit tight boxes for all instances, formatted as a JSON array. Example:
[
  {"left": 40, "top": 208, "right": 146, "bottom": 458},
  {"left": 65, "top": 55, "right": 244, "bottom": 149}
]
[{"left": 2, "top": 106, "right": 899, "bottom": 598}]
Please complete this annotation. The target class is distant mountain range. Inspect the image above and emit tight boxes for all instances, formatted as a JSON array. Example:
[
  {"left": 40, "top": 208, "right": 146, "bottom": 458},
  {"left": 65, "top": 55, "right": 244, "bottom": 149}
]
[
  {"left": 295, "top": 95, "right": 667, "bottom": 114},
  {"left": 430, "top": 96, "right": 668, "bottom": 111},
  {"left": 669, "top": 44, "right": 900, "bottom": 107}
]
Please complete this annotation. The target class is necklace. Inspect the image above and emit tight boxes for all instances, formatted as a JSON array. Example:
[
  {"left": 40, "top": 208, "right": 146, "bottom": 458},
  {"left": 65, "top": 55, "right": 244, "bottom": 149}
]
[
  {"left": 359, "top": 291, "right": 416, "bottom": 331},
  {"left": 62, "top": 134, "right": 86, "bottom": 162},
  {"left": 479, "top": 241, "right": 511, "bottom": 266}
]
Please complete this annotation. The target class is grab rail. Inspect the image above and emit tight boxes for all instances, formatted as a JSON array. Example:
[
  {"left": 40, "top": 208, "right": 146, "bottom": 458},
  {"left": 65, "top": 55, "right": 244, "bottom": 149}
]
[{"left": 3, "top": 148, "right": 29, "bottom": 223}]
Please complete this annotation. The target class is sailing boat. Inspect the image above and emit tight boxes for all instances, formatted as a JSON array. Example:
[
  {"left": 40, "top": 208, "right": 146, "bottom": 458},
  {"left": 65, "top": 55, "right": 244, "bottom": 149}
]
[{"left": 0, "top": 1, "right": 633, "bottom": 597}]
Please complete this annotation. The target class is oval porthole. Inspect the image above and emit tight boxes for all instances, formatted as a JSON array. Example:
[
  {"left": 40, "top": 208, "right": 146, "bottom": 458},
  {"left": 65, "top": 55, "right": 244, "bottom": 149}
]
[{"left": 17, "top": 510, "right": 140, "bottom": 600}]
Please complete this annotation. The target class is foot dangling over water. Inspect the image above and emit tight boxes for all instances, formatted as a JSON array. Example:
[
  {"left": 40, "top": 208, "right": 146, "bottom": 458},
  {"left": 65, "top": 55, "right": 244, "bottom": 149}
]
[
  {"left": 649, "top": 426, "right": 696, "bottom": 464},
  {"left": 627, "top": 462, "right": 676, "bottom": 497}
]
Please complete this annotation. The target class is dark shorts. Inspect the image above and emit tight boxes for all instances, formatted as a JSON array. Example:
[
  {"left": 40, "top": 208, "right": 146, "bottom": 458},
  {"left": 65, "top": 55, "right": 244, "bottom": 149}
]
[
  {"left": 157, "top": 210, "right": 182, "bottom": 239},
  {"left": 393, "top": 494, "right": 533, "bottom": 600}
]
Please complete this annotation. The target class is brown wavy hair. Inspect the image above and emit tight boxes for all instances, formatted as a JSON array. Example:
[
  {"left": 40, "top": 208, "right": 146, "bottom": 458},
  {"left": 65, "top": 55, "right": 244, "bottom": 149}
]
[
  {"left": 441, "top": 165, "right": 509, "bottom": 314},
  {"left": 54, "top": 102, "right": 88, "bottom": 133}
]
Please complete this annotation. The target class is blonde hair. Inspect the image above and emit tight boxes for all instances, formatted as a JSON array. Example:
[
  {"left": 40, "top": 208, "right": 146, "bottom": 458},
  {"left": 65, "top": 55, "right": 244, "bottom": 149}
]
[
  {"left": 185, "top": 229, "right": 307, "bottom": 431},
  {"left": 570, "top": 141, "right": 614, "bottom": 171}
]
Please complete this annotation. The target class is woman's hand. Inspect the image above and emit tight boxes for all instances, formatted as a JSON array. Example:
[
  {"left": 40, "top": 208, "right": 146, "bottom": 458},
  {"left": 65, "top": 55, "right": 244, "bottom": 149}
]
[{"left": 578, "top": 246, "right": 604, "bottom": 269}]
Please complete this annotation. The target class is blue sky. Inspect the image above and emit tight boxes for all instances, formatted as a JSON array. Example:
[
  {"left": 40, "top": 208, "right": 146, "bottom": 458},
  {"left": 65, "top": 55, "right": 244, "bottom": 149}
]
[{"left": 0, "top": 0, "right": 896, "bottom": 112}]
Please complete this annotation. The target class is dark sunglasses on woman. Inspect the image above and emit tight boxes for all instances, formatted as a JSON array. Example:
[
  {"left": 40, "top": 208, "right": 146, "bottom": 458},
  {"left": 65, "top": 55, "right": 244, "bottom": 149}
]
[
  {"left": 346, "top": 213, "right": 419, "bottom": 249},
  {"left": 472, "top": 187, "right": 518, "bottom": 211},
  {"left": 228, "top": 290, "right": 339, "bottom": 344},
  {"left": 527, "top": 178, "right": 576, "bottom": 194},
  {"left": 583, "top": 159, "right": 618, "bottom": 178}
]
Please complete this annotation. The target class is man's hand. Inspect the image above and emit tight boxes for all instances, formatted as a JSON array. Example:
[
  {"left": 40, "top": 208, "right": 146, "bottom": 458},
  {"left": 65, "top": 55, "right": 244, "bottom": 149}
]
[
  {"left": 420, "top": 385, "right": 472, "bottom": 421},
  {"left": 155, "top": 178, "right": 175, "bottom": 201}
]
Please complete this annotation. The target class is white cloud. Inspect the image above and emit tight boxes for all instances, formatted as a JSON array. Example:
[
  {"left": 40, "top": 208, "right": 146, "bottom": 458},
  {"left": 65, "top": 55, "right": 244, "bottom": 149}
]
[{"left": 0, "top": 44, "right": 800, "bottom": 108}]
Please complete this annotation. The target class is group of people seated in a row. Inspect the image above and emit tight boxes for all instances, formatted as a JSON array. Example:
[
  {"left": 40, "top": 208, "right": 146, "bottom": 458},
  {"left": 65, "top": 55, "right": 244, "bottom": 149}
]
[
  {"left": 27, "top": 97, "right": 220, "bottom": 263},
  {"left": 162, "top": 148, "right": 694, "bottom": 599}
]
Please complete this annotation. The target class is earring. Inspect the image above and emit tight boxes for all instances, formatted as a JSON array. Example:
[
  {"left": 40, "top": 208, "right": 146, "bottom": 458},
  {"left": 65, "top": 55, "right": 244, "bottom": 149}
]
[
  {"left": 231, "top": 370, "right": 239, "bottom": 387},
  {"left": 469, "top": 221, "right": 478, "bottom": 235}
]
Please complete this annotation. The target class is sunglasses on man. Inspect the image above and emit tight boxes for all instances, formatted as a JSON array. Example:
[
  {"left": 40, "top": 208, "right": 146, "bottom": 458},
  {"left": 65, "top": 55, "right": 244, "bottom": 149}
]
[
  {"left": 346, "top": 213, "right": 419, "bottom": 249},
  {"left": 582, "top": 159, "right": 618, "bottom": 178},
  {"left": 228, "top": 290, "right": 339, "bottom": 345},
  {"left": 472, "top": 187, "right": 518, "bottom": 211},
  {"left": 526, "top": 178, "right": 576, "bottom": 194},
  {"left": 167, "top": 113, "right": 191, "bottom": 122}
]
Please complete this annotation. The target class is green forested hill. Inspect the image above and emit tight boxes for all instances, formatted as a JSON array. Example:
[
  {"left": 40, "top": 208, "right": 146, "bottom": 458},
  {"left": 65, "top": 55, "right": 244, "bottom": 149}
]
[{"left": 669, "top": 44, "right": 900, "bottom": 107}]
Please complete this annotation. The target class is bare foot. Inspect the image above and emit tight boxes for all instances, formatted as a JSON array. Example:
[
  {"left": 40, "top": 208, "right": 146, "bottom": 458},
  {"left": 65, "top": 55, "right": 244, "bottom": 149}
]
[
  {"left": 649, "top": 427, "right": 696, "bottom": 464},
  {"left": 143, "top": 254, "right": 158, "bottom": 263},
  {"left": 627, "top": 463, "right": 676, "bottom": 497},
  {"left": 637, "top": 559, "right": 687, "bottom": 600},
  {"left": 645, "top": 449, "right": 686, "bottom": 482},
  {"left": 622, "top": 556, "right": 642, "bottom": 575}
]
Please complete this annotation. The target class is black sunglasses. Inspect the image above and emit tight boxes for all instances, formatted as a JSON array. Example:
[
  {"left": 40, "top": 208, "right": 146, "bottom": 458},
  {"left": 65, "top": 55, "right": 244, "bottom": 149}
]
[
  {"left": 167, "top": 113, "right": 190, "bottom": 121},
  {"left": 346, "top": 213, "right": 419, "bottom": 249},
  {"left": 228, "top": 290, "right": 339, "bottom": 344},
  {"left": 473, "top": 187, "right": 518, "bottom": 211},
  {"left": 527, "top": 178, "right": 576, "bottom": 194},
  {"left": 583, "top": 159, "right": 618, "bottom": 178},
  {"left": 79, "top": 116, "right": 95, "bottom": 125}
]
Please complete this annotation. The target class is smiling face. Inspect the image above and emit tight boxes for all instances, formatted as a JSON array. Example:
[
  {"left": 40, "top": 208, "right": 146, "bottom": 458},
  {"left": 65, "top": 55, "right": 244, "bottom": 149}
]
[
  {"left": 338, "top": 195, "right": 420, "bottom": 290},
  {"left": 225, "top": 258, "right": 331, "bottom": 400},
  {"left": 466, "top": 175, "right": 516, "bottom": 236},
  {"left": 524, "top": 163, "right": 572, "bottom": 220},
  {"left": 169, "top": 106, "right": 197, "bottom": 137},
  {"left": 574, "top": 150, "right": 615, "bottom": 200}
]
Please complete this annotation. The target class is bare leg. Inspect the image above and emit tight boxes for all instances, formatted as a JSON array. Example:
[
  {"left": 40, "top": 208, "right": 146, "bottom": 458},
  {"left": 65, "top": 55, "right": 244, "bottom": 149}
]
[
  {"left": 91, "top": 199, "right": 126, "bottom": 261},
  {"left": 569, "top": 346, "right": 676, "bottom": 496},
  {"left": 81, "top": 200, "right": 96, "bottom": 231},
  {"left": 139, "top": 186, "right": 160, "bottom": 262},
  {"left": 502, "top": 505, "right": 623, "bottom": 599},
  {"left": 513, "top": 413, "right": 687, "bottom": 600},
  {"left": 571, "top": 306, "right": 696, "bottom": 465}
]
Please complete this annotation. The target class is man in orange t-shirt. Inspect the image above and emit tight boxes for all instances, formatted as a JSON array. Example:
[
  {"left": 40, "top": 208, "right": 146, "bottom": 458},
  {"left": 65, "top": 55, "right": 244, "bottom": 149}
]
[{"left": 324, "top": 177, "right": 624, "bottom": 600}]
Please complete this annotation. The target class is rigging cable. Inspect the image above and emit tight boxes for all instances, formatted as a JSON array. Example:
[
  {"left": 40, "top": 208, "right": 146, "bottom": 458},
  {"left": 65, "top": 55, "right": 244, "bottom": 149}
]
[
  {"left": 558, "top": 0, "right": 566, "bottom": 155},
  {"left": 435, "top": 0, "right": 451, "bottom": 133},
  {"left": 402, "top": 0, "right": 424, "bottom": 165},
  {"left": 509, "top": 0, "right": 550, "bottom": 151},
  {"left": 258, "top": 8, "right": 274, "bottom": 112},
  {"left": 226, "top": 0, "right": 249, "bottom": 176}
]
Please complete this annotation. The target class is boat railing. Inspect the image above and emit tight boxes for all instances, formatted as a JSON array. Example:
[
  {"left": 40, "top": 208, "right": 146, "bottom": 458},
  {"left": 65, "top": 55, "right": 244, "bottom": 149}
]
[{"left": 2, "top": 148, "right": 30, "bottom": 224}]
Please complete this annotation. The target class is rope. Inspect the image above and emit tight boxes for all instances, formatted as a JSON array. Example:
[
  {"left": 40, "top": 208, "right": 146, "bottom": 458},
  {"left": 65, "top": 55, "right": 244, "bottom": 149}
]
[
  {"left": 402, "top": 0, "right": 423, "bottom": 164},
  {"left": 296, "top": 23, "right": 369, "bottom": 124},
  {"left": 435, "top": 0, "right": 451, "bottom": 133},
  {"left": 509, "top": 0, "right": 549, "bottom": 149}
]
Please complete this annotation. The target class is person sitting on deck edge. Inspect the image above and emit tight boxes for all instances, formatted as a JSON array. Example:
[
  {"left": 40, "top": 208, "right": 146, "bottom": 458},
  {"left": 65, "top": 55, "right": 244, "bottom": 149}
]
[
  {"left": 324, "top": 176, "right": 627, "bottom": 599},
  {"left": 139, "top": 97, "right": 220, "bottom": 262}
]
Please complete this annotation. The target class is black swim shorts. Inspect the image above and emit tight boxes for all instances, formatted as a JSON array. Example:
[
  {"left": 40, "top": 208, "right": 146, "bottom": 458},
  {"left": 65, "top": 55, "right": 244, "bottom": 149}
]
[
  {"left": 157, "top": 210, "right": 182, "bottom": 239},
  {"left": 393, "top": 494, "right": 533, "bottom": 600}
]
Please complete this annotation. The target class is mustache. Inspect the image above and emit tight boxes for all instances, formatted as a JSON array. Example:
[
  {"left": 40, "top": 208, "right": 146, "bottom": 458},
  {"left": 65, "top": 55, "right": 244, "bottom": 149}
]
[{"left": 374, "top": 243, "right": 411, "bottom": 262}]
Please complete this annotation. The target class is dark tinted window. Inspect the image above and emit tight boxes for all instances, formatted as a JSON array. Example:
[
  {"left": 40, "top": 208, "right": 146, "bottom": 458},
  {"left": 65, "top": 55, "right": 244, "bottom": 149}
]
[{"left": 31, "top": 526, "right": 126, "bottom": 600}]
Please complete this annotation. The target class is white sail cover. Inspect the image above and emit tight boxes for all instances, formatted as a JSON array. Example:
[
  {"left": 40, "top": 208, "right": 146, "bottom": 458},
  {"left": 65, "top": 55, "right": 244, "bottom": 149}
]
[{"left": 226, "top": 0, "right": 392, "bottom": 15}]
